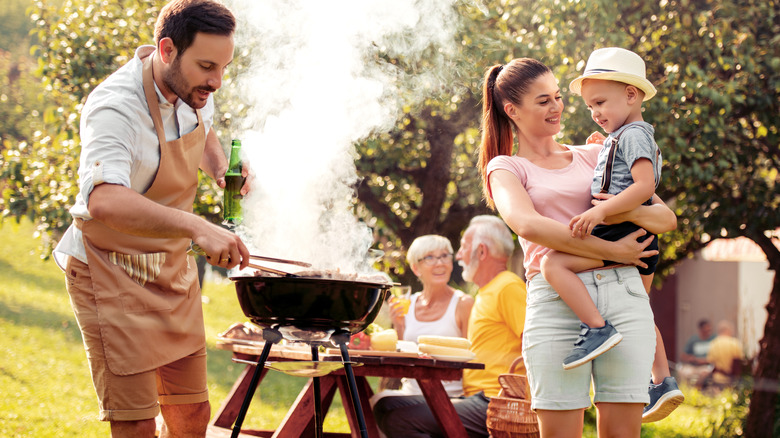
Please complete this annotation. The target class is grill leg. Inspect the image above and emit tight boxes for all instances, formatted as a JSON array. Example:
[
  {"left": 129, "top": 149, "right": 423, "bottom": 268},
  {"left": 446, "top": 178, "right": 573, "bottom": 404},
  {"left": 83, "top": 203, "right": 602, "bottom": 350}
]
[
  {"left": 311, "top": 345, "right": 324, "bottom": 438},
  {"left": 231, "top": 327, "right": 283, "bottom": 438},
  {"left": 332, "top": 331, "right": 369, "bottom": 438}
]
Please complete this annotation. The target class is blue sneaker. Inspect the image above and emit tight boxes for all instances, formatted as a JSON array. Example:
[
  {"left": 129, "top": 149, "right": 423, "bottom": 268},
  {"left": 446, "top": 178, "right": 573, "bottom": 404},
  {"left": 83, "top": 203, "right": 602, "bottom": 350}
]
[
  {"left": 562, "top": 321, "right": 623, "bottom": 370},
  {"left": 643, "top": 376, "right": 685, "bottom": 423}
]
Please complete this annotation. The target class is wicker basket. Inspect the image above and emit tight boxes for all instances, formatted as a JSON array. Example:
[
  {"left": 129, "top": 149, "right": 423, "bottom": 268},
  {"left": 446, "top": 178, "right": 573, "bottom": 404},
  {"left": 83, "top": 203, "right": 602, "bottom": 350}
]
[
  {"left": 487, "top": 357, "right": 539, "bottom": 438},
  {"left": 497, "top": 371, "right": 529, "bottom": 399}
]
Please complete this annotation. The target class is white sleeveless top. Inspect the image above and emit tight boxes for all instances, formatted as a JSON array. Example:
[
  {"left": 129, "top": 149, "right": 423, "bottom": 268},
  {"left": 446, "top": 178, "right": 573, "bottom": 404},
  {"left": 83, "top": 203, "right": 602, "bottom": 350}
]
[{"left": 401, "top": 289, "right": 465, "bottom": 396}]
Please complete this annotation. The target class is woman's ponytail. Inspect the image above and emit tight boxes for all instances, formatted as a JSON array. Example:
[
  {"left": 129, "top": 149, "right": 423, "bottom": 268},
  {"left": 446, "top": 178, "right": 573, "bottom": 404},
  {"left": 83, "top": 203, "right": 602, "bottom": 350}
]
[
  {"left": 477, "top": 58, "right": 552, "bottom": 209},
  {"left": 478, "top": 65, "right": 514, "bottom": 209}
]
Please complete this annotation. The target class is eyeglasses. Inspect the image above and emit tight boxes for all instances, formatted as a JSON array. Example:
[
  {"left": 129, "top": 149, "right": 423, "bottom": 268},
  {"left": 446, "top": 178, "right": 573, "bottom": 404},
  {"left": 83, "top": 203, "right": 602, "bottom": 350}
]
[{"left": 418, "top": 253, "right": 453, "bottom": 266}]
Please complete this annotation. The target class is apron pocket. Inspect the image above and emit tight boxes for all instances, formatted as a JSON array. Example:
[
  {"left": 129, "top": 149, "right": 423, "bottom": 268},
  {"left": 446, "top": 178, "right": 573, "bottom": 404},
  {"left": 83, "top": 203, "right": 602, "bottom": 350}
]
[{"left": 109, "top": 251, "right": 166, "bottom": 286}]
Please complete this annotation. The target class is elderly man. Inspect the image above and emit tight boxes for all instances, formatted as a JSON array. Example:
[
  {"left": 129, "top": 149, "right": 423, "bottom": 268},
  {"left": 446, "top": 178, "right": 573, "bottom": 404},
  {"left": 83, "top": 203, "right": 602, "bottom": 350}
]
[
  {"left": 54, "top": 1, "right": 249, "bottom": 436},
  {"left": 373, "top": 215, "right": 527, "bottom": 437}
]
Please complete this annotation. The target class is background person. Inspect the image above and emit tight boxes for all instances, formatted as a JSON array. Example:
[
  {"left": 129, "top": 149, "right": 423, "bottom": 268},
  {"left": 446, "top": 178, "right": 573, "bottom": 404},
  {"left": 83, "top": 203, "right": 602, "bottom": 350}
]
[
  {"left": 373, "top": 215, "right": 527, "bottom": 437},
  {"left": 682, "top": 318, "right": 715, "bottom": 365},
  {"left": 677, "top": 318, "right": 716, "bottom": 385},
  {"left": 383, "top": 234, "right": 474, "bottom": 397},
  {"left": 706, "top": 320, "right": 745, "bottom": 386},
  {"left": 53, "top": 1, "right": 249, "bottom": 436},
  {"left": 480, "top": 57, "right": 677, "bottom": 437}
]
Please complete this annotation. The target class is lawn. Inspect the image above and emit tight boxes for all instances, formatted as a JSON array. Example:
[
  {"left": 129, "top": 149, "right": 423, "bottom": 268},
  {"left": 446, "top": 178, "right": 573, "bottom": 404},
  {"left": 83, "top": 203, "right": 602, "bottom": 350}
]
[{"left": 0, "top": 218, "right": 747, "bottom": 437}]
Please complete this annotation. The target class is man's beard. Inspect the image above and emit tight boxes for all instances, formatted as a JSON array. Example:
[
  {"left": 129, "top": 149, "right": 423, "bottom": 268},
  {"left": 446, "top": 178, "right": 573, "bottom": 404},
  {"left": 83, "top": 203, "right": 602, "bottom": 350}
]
[
  {"left": 162, "top": 56, "right": 215, "bottom": 109},
  {"left": 460, "top": 247, "right": 480, "bottom": 283}
]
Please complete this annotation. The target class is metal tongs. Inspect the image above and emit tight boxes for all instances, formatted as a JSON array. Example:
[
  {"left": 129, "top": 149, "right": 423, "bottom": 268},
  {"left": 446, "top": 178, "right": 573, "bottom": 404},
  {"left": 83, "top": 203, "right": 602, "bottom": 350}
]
[
  {"left": 247, "top": 254, "right": 311, "bottom": 277},
  {"left": 188, "top": 243, "right": 311, "bottom": 276}
]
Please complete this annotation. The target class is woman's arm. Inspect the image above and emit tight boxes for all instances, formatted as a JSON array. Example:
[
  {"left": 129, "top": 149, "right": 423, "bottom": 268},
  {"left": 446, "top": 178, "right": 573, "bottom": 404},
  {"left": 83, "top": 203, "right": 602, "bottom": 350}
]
[
  {"left": 456, "top": 294, "right": 475, "bottom": 338},
  {"left": 388, "top": 296, "right": 408, "bottom": 340},
  {"left": 490, "top": 169, "right": 656, "bottom": 266},
  {"left": 596, "top": 192, "right": 677, "bottom": 234}
]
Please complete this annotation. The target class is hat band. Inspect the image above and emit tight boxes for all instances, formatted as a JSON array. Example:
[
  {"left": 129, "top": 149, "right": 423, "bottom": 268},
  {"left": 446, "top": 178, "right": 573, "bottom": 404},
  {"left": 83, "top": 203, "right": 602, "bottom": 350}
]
[{"left": 583, "top": 68, "right": 617, "bottom": 75}]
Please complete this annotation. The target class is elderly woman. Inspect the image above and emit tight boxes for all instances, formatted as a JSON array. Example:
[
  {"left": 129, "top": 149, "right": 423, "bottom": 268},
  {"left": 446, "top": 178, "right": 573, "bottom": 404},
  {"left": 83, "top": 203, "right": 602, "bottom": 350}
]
[{"left": 389, "top": 234, "right": 474, "bottom": 396}]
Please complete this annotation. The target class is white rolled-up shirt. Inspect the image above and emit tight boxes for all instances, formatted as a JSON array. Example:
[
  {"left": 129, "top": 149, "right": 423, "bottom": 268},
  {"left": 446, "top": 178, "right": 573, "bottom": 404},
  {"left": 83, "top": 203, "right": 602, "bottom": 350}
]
[{"left": 54, "top": 45, "right": 215, "bottom": 269}]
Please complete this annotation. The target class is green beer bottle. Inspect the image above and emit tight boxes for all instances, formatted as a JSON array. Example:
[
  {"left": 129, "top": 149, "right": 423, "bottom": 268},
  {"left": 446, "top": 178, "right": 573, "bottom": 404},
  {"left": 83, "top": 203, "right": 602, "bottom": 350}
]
[{"left": 223, "top": 139, "right": 244, "bottom": 226}]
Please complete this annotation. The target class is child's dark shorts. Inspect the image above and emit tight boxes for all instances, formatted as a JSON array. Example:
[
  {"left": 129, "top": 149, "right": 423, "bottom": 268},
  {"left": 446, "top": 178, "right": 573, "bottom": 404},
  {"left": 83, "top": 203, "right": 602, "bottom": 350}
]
[{"left": 591, "top": 222, "right": 659, "bottom": 275}]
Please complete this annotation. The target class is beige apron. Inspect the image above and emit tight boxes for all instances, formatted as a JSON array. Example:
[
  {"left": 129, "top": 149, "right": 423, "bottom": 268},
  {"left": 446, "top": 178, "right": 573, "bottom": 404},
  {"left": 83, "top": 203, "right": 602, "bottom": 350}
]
[{"left": 77, "top": 51, "right": 206, "bottom": 376}]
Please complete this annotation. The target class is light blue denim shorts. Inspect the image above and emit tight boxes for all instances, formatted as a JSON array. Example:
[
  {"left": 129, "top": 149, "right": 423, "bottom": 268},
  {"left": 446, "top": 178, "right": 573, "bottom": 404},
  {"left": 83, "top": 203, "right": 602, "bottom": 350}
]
[{"left": 523, "top": 266, "right": 655, "bottom": 411}]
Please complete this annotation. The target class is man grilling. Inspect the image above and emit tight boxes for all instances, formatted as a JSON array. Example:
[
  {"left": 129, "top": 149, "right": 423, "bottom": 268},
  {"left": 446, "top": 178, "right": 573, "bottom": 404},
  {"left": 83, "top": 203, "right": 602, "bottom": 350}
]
[{"left": 53, "top": 1, "right": 249, "bottom": 436}]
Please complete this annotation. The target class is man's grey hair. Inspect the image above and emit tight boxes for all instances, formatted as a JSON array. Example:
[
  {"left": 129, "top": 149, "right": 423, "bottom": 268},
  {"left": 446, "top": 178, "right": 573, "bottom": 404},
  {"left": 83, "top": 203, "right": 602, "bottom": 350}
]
[{"left": 467, "top": 215, "right": 515, "bottom": 258}]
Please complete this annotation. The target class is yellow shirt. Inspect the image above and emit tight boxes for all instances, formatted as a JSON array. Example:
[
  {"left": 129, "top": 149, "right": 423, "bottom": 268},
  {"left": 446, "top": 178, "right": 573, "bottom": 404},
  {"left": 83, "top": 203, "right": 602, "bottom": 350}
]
[
  {"left": 463, "top": 271, "right": 527, "bottom": 398},
  {"left": 707, "top": 334, "right": 744, "bottom": 383}
]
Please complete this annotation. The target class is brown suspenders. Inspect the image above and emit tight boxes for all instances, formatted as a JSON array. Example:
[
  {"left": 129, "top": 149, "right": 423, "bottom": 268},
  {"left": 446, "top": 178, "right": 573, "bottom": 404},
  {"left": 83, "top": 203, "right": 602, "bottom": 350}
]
[{"left": 599, "top": 126, "right": 660, "bottom": 194}]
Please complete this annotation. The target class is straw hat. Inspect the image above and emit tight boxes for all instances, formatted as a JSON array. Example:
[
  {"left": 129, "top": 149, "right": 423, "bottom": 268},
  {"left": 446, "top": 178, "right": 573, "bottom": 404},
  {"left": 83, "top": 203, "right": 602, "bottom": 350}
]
[{"left": 569, "top": 47, "right": 656, "bottom": 101}]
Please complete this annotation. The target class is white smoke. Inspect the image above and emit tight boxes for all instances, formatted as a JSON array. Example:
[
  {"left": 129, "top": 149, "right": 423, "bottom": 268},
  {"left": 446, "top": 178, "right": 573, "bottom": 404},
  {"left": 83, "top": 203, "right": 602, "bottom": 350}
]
[{"left": 225, "top": 0, "right": 458, "bottom": 275}]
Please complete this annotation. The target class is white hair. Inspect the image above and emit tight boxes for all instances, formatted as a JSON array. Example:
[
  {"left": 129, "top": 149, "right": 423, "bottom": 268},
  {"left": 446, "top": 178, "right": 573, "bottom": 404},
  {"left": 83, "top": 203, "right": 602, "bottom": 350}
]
[
  {"left": 406, "top": 234, "right": 453, "bottom": 270},
  {"left": 467, "top": 215, "right": 515, "bottom": 258}
]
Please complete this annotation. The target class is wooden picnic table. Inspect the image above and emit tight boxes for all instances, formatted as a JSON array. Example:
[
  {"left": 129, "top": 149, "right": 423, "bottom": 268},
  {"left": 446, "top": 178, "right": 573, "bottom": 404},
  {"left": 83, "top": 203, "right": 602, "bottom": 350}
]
[{"left": 210, "top": 341, "right": 485, "bottom": 438}]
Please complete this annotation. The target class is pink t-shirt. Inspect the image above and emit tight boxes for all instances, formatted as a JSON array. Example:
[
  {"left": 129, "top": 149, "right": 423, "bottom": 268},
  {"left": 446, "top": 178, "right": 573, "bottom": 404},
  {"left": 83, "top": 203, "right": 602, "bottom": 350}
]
[{"left": 486, "top": 144, "right": 601, "bottom": 280}]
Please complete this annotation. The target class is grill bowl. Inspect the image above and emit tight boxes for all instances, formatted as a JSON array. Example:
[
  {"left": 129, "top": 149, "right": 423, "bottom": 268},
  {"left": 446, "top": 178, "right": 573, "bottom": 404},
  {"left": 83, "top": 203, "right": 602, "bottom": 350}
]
[{"left": 231, "top": 275, "right": 391, "bottom": 342}]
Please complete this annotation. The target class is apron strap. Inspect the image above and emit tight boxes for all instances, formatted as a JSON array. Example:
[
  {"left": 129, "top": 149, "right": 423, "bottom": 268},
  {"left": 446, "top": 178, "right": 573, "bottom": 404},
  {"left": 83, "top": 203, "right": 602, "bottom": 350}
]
[
  {"left": 141, "top": 54, "right": 203, "bottom": 149},
  {"left": 142, "top": 56, "right": 169, "bottom": 149}
]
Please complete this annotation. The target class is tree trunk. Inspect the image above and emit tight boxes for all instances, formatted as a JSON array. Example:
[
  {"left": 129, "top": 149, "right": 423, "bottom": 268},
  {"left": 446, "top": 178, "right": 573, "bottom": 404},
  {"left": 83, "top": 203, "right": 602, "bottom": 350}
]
[{"left": 744, "top": 232, "right": 780, "bottom": 437}]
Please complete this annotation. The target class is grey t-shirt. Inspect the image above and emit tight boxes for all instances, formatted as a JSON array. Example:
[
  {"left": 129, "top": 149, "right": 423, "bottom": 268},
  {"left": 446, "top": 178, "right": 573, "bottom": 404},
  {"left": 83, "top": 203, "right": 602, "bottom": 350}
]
[
  {"left": 684, "top": 334, "right": 716, "bottom": 359},
  {"left": 590, "top": 121, "right": 662, "bottom": 197}
]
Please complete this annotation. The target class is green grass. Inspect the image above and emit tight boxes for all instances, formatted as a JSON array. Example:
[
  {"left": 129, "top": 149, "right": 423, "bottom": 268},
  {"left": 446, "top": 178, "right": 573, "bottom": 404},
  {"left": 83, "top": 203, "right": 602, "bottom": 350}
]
[
  {"left": 0, "top": 219, "right": 352, "bottom": 437},
  {"left": 0, "top": 218, "right": 749, "bottom": 437}
]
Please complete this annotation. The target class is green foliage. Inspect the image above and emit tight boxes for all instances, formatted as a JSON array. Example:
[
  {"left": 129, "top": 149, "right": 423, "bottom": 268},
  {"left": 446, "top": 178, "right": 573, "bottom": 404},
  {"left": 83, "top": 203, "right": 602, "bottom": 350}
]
[
  {"left": 0, "top": 0, "right": 48, "bottom": 235},
  {"left": 0, "top": 0, "right": 35, "bottom": 50},
  {"left": 0, "top": 52, "right": 38, "bottom": 143},
  {"left": 576, "top": 384, "right": 751, "bottom": 437},
  {"left": 673, "top": 383, "right": 751, "bottom": 437},
  {"left": 0, "top": 50, "right": 48, "bottom": 249}
]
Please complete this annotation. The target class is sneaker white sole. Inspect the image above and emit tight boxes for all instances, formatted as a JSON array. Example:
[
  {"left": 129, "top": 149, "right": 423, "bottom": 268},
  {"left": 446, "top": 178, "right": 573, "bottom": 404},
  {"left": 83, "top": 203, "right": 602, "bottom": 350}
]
[
  {"left": 642, "top": 389, "right": 685, "bottom": 423},
  {"left": 562, "top": 332, "right": 623, "bottom": 370}
]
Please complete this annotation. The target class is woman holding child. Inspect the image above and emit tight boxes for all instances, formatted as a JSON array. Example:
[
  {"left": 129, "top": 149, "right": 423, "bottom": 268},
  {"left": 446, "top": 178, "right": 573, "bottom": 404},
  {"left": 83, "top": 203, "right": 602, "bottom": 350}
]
[{"left": 479, "top": 54, "right": 677, "bottom": 436}]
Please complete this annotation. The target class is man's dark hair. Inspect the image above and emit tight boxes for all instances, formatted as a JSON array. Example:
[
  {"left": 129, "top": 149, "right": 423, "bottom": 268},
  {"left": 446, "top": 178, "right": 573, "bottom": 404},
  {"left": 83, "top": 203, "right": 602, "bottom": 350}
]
[{"left": 154, "top": 0, "right": 236, "bottom": 55}]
